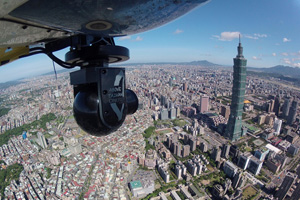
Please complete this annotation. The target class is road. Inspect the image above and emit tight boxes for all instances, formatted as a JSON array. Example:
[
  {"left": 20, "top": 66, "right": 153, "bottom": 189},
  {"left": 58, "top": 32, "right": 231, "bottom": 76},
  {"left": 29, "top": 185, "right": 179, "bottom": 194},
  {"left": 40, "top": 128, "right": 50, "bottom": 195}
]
[{"left": 78, "top": 142, "right": 108, "bottom": 199}]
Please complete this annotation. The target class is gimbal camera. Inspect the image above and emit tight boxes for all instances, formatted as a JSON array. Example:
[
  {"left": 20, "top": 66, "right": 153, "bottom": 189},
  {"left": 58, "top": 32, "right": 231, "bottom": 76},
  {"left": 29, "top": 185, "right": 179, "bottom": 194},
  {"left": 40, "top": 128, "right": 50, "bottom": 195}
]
[{"left": 66, "top": 36, "right": 138, "bottom": 136}]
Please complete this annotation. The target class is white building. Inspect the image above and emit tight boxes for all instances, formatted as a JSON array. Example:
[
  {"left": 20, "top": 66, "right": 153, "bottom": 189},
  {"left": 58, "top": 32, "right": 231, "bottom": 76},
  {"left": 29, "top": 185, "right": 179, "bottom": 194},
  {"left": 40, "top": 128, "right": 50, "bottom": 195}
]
[
  {"left": 273, "top": 118, "right": 282, "bottom": 135},
  {"left": 37, "top": 132, "right": 47, "bottom": 149}
]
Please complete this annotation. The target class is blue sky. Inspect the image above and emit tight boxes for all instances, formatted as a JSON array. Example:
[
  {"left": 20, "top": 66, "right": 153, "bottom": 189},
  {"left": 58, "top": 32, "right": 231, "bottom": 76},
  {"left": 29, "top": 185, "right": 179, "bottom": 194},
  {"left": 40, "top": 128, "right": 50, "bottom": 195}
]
[{"left": 1, "top": 0, "right": 300, "bottom": 83}]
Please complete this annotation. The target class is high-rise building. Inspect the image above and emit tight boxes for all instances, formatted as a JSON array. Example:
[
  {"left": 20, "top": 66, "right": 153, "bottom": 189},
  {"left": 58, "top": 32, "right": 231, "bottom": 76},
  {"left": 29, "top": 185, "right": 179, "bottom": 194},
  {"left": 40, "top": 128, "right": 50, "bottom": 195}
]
[
  {"left": 174, "top": 142, "right": 182, "bottom": 157},
  {"left": 169, "top": 108, "right": 176, "bottom": 119},
  {"left": 274, "top": 96, "right": 281, "bottom": 116},
  {"left": 169, "top": 77, "right": 173, "bottom": 87},
  {"left": 37, "top": 132, "right": 47, "bottom": 149},
  {"left": 200, "top": 142, "right": 208, "bottom": 152},
  {"left": 247, "top": 157, "right": 263, "bottom": 175},
  {"left": 270, "top": 99, "right": 275, "bottom": 112},
  {"left": 282, "top": 97, "right": 291, "bottom": 119},
  {"left": 237, "top": 175, "right": 247, "bottom": 188},
  {"left": 182, "top": 145, "right": 190, "bottom": 157},
  {"left": 287, "top": 100, "right": 298, "bottom": 125},
  {"left": 174, "top": 161, "right": 185, "bottom": 179},
  {"left": 265, "top": 100, "right": 275, "bottom": 113},
  {"left": 232, "top": 170, "right": 242, "bottom": 189},
  {"left": 184, "top": 134, "right": 190, "bottom": 145},
  {"left": 200, "top": 95, "right": 209, "bottom": 113},
  {"left": 229, "top": 145, "right": 240, "bottom": 158},
  {"left": 221, "top": 105, "right": 230, "bottom": 119},
  {"left": 211, "top": 146, "right": 221, "bottom": 162},
  {"left": 183, "top": 82, "right": 188, "bottom": 92},
  {"left": 138, "top": 154, "right": 145, "bottom": 166},
  {"left": 175, "top": 165, "right": 182, "bottom": 179},
  {"left": 273, "top": 118, "right": 282, "bottom": 135},
  {"left": 221, "top": 144, "right": 231, "bottom": 159},
  {"left": 254, "top": 147, "right": 269, "bottom": 161},
  {"left": 212, "top": 184, "right": 225, "bottom": 199},
  {"left": 176, "top": 106, "right": 181, "bottom": 118},
  {"left": 192, "top": 119, "right": 198, "bottom": 129},
  {"left": 160, "top": 95, "right": 166, "bottom": 107},
  {"left": 225, "top": 38, "right": 247, "bottom": 141},
  {"left": 223, "top": 161, "right": 238, "bottom": 178},
  {"left": 157, "top": 163, "right": 170, "bottom": 183},
  {"left": 223, "top": 179, "right": 232, "bottom": 194},
  {"left": 189, "top": 137, "right": 197, "bottom": 152},
  {"left": 160, "top": 108, "right": 168, "bottom": 120},
  {"left": 275, "top": 172, "right": 297, "bottom": 200},
  {"left": 291, "top": 183, "right": 300, "bottom": 200},
  {"left": 198, "top": 126, "right": 204, "bottom": 135},
  {"left": 237, "top": 152, "right": 251, "bottom": 170},
  {"left": 186, "top": 160, "right": 198, "bottom": 176}
]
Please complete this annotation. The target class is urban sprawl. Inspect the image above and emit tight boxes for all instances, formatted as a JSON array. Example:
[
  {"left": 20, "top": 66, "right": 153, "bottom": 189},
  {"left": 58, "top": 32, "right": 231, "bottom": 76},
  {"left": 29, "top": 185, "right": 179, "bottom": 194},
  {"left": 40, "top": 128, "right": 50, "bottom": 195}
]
[{"left": 0, "top": 46, "right": 300, "bottom": 200}]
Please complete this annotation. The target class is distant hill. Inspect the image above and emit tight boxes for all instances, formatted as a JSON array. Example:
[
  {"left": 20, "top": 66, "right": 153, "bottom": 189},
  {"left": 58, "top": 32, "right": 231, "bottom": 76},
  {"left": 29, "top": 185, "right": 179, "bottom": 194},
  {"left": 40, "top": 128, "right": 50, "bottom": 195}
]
[
  {"left": 248, "top": 65, "right": 300, "bottom": 79},
  {"left": 0, "top": 80, "right": 21, "bottom": 89},
  {"left": 115, "top": 60, "right": 224, "bottom": 67},
  {"left": 185, "top": 60, "right": 223, "bottom": 67}
]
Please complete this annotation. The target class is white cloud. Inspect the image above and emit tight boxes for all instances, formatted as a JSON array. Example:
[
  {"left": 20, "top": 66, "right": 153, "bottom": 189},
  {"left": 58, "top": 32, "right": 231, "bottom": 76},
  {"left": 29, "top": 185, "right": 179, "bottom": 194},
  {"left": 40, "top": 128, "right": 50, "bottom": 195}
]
[
  {"left": 244, "top": 33, "right": 267, "bottom": 40},
  {"left": 254, "top": 33, "right": 267, "bottom": 38},
  {"left": 281, "top": 52, "right": 289, "bottom": 56},
  {"left": 174, "top": 29, "right": 183, "bottom": 34},
  {"left": 213, "top": 31, "right": 240, "bottom": 41},
  {"left": 272, "top": 53, "right": 277, "bottom": 57},
  {"left": 283, "top": 37, "right": 291, "bottom": 42},
  {"left": 283, "top": 58, "right": 291, "bottom": 64},
  {"left": 252, "top": 56, "right": 261, "bottom": 60},
  {"left": 118, "top": 36, "right": 131, "bottom": 41},
  {"left": 245, "top": 35, "right": 258, "bottom": 40},
  {"left": 134, "top": 36, "right": 143, "bottom": 41},
  {"left": 293, "top": 63, "right": 300, "bottom": 67}
]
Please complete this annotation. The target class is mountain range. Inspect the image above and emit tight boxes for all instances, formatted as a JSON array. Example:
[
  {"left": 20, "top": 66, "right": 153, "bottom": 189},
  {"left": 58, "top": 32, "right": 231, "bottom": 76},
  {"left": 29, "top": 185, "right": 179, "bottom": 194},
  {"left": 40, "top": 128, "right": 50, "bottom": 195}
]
[
  {"left": 2, "top": 60, "right": 300, "bottom": 84},
  {"left": 247, "top": 65, "right": 300, "bottom": 79},
  {"left": 119, "top": 61, "right": 300, "bottom": 79},
  {"left": 113, "top": 60, "right": 223, "bottom": 67},
  {"left": 174, "top": 61, "right": 300, "bottom": 79}
]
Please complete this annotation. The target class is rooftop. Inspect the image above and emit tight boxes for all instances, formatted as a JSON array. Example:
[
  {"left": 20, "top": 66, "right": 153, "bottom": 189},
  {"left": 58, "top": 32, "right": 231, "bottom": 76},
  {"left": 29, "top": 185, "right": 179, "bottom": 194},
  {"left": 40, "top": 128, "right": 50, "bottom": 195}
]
[
  {"left": 265, "top": 144, "right": 281, "bottom": 154},
  {"left": 130, "top": 180, "right": 143, "bottom": 189}
]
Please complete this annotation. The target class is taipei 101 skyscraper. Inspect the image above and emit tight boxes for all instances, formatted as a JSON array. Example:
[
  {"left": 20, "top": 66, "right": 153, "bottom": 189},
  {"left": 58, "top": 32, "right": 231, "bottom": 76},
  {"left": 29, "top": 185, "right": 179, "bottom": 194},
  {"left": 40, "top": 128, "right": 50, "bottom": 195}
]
[{"left": 225, "top": 36, "right": 247, "bottom": 141}]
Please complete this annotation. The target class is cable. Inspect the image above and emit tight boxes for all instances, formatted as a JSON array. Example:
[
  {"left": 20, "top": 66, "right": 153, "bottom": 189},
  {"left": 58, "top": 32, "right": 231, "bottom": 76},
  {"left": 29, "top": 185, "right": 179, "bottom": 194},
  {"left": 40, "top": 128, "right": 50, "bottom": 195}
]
[
  {"left": 20, "top": 47, "right": 79, "bottom": 69},
  {"left": 52, "top": 61, "right": 57, "bottom": 80},
  {"left": 46, "top": 52, "right": 75, "bottom": 68}
]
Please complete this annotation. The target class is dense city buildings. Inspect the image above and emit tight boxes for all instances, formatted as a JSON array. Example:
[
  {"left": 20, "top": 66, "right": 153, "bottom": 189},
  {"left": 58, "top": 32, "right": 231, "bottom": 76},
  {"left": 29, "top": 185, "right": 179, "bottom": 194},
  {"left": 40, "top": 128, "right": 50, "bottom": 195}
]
[{"left": 0, "top": 50, "right": 300, "bottom": 199}]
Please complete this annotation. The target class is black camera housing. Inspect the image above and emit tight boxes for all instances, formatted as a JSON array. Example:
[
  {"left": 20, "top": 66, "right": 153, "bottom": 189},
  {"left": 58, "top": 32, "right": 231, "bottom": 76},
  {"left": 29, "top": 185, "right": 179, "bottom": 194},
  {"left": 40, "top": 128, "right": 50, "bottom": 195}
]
[{"left": 71, "top": 67, "right": 138, "bottom": 136}]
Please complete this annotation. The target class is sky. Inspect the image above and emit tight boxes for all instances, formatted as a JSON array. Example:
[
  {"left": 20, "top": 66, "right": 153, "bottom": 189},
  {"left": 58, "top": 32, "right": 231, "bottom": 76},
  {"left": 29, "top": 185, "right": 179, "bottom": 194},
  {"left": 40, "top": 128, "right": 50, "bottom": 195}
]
[{"left": 1, "top": 0, "right": 300, "bottom": 83}]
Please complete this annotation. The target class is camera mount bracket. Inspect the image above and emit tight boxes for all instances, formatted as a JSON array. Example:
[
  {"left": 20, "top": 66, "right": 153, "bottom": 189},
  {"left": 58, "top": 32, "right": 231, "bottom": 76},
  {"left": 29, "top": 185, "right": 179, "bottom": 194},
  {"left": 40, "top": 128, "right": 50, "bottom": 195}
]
[{"left": 69, "top": 41, "right": 137, "bottom": 136}]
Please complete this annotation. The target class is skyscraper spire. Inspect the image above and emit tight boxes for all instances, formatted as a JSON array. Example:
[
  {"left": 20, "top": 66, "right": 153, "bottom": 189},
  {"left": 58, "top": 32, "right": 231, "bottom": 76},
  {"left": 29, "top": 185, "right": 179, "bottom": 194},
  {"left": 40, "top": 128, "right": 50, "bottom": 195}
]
[{"left": 237, "top": 34, "right": 243, "bottom": 58}]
